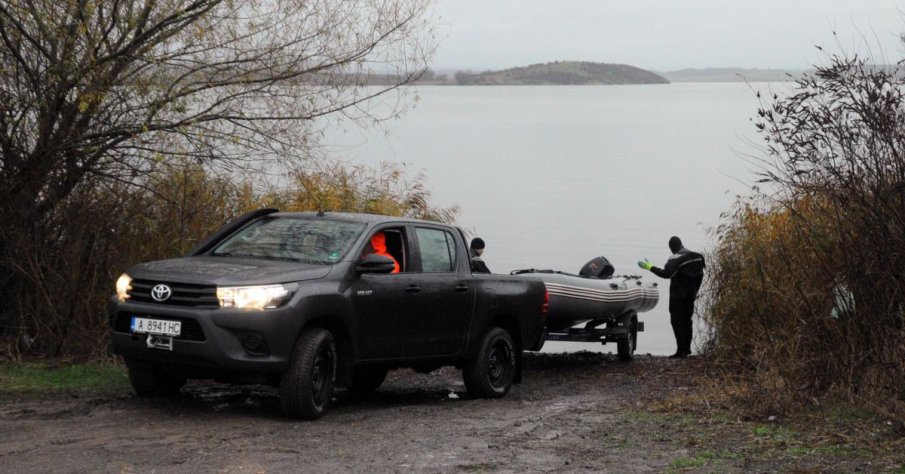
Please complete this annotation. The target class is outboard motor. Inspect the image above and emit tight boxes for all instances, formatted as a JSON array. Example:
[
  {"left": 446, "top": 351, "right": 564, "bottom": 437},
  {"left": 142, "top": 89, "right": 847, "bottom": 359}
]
[{"left": 579, "top": 256, "right": 614, "bottom": 279}]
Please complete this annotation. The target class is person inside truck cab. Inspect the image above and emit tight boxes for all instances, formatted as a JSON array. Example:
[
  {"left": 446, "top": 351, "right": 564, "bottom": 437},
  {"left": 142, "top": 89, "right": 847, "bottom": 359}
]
[{"left": 366, "top": 231, "right": 401, "bottom": 273}]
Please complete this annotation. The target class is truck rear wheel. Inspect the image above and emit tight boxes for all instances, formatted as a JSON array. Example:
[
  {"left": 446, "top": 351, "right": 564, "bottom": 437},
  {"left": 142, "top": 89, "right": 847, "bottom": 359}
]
[
  {"left": 463, "top": 327, "right": 516, "bottom": 398},
  {"left": 125, "top": 360, "right": 186, "bottom": 397},
  {"left": 279, "top": 328, "right": 336, "bottom": 420},
  {"left": 349, "top": 366, "right": 388, "bottom": 394}
]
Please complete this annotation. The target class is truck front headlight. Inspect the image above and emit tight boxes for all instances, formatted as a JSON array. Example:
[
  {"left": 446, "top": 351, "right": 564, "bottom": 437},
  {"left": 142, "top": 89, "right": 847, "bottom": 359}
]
[
  {"left": 217, "top": 283, "right": 298, "bottom": 310},
  {"left": 116, "top": 274, "right": 132, "bottom": 302}
]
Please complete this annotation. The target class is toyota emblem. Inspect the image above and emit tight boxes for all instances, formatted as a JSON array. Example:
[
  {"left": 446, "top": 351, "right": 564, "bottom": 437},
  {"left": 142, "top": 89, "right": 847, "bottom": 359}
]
[{"left": 151, "top": 284, "right": 173, "bottom": 302}]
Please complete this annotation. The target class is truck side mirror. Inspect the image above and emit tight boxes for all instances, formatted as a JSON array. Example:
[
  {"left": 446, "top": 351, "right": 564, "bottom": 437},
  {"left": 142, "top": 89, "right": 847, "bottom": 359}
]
[{"left": 356, "top": 254, "right": 396, "bottom": 274}]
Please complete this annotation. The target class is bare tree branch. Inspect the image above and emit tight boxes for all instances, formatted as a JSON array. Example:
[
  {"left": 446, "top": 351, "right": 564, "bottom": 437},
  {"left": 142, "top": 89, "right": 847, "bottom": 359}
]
[{"left": 0, "top": 0, "right": 436, "bottom": 224}]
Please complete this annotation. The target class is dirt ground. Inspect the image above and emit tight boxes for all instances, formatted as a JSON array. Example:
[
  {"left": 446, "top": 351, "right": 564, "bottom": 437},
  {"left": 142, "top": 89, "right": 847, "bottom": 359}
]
[{"left": 1, "top": 352, "right": 903, "bottom": 473}]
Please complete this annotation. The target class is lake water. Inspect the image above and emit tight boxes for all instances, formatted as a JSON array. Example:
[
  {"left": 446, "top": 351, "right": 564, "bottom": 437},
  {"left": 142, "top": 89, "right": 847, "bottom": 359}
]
[{"left": 320, "top": 83, "right": 784, "bottom": 355}]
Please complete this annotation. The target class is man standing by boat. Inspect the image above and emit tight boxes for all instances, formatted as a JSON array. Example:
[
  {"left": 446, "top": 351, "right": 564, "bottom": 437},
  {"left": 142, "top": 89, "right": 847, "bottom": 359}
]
[{"left": 637, "top": 236, "right": 705, "bottom": 358}]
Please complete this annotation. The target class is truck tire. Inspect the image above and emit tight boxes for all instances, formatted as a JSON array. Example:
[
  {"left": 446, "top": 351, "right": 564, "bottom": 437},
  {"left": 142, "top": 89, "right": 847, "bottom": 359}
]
[
  {"left": 349, "top": 367, "right": 389, "bottom": 394},
  {"left": 463, "top": 327, "right": 516, "bottom": 398},
  {"left": 279, "top": 328, "right": 336, "bottom": 420},
  {"left": 125, "top": 361, "right": 186, "bottom": 397},
  {"left": 617, "top": 321, "right": 637, "bottom": 362}
]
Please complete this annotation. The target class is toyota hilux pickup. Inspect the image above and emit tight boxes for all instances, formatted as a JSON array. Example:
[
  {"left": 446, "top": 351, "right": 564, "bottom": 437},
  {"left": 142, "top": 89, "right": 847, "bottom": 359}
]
[{"left": 109, "top": 209, "right": 548, "bottom": 419}]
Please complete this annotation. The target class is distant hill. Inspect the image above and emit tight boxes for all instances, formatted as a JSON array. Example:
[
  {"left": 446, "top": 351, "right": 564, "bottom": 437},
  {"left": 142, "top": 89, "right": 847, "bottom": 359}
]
[
  {"left": 453, "top": 61, "right": 669, "bottom": 85},
  {"left": 661, "top": 68, "right": 805, "bottom": 83}
]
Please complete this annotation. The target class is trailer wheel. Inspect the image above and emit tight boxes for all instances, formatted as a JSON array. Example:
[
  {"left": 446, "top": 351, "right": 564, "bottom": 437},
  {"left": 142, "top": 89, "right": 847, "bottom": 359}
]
[
  {"left": 279, "top": 328, "right": 336, "bottom": 420},
  {"left": 463, "top": 327, "right": 516, "bottom": 398},
  {"left": 617, "top": 321, "right": 637, "bottom": 362}
]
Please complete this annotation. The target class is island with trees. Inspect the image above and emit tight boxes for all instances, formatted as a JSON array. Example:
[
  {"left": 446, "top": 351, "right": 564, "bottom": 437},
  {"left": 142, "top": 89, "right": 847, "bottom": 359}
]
[{"left": 430, "top": 61, "right": 669, "bottom": 85}]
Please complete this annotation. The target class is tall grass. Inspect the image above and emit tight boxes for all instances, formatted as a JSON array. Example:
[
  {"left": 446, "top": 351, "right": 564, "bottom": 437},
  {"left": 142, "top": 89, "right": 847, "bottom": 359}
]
[{"left": 701, "top": 53, "right": 905, "bottom": 419}]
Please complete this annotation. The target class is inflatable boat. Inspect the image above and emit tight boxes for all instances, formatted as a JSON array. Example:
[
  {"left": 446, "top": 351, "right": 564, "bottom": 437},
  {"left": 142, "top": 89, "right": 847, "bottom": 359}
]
[{"left": 511, "top": 257, "right": 659, "bottom": 332}]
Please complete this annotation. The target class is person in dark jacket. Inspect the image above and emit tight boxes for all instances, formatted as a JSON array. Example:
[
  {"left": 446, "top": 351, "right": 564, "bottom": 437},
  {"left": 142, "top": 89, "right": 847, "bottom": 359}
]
[
  {"left": 637, "top": 236, "right": 705, "bottom": 358},
  {"left": 470, "top": 237, "right": 491, "bottom": 273}
]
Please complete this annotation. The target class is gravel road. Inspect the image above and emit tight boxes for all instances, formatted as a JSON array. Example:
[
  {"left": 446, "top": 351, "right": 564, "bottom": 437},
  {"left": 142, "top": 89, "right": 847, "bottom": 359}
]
[{"left": 1, "top": 353, "right": 900, "bottom": 473}]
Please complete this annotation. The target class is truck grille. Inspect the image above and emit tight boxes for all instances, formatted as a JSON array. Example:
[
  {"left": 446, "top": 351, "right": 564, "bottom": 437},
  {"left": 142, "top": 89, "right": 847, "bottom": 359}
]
[
  {"left": 128, "top": 279, "right": 219, "bottom": 308},
  {"left": 113, "top": 313, "right": 206, "bottom": 341}
]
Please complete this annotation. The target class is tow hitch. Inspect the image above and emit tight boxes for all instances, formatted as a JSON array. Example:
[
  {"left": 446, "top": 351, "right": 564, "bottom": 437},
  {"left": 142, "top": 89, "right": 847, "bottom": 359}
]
[{"left": 146, "top": 334, "right": 174, "bottom": 351}]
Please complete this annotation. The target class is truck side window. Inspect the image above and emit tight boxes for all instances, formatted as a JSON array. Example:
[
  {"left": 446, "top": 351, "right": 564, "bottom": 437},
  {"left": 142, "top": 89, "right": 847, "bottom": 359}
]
[
  {"left": 415, "top": 228, "right": 456, "bottom": 273},
  {"left": 383, "top": 229, "right": 406, "bottom": 272},
  {"left": 364, "top": 228, "right": 407, "bottom": 272}
]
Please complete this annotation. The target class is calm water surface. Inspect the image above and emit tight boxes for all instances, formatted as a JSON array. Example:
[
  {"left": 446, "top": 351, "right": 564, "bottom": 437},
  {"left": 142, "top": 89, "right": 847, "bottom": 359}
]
[{"left": 320, "top": 83, "right": 784, "bottom": 355}]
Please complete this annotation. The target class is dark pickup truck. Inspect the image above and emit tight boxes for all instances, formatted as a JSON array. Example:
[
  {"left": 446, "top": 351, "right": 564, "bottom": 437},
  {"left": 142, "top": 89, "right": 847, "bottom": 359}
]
[{"left": 109, "top": 209, "right": 548, "bottom": 419}]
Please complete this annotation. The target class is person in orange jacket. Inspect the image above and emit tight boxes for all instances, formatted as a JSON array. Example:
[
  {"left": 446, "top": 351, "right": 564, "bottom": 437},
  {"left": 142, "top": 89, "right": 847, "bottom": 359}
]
[{"left": 369, "top": 231, "right": 400, "bottom": 273}]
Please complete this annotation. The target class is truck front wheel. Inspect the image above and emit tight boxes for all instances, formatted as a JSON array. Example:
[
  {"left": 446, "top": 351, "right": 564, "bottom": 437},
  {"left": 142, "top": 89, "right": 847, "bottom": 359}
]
[
  {"left": 349, "top": 366, "right": 388, "bottom": 394},
  {"left": 125, "top": 360, "right": 186, "bottom": 397},
  {"left": 279, "top": 328, "right": 336, "bottom": 420},
  {"left": 463, "top": 327, "right": 516, "bottom": 398}
]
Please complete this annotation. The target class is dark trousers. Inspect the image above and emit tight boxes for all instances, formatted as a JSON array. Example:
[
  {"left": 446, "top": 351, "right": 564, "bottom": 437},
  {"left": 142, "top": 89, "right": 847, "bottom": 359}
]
[{"left": 668, "top": 296, "right": 695, "bottom": 354}]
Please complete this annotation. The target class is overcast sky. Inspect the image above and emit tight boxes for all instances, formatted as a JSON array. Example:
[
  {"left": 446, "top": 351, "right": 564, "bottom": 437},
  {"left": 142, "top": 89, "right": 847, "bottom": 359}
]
[{"left": 429, "top": 0, "right": 905, "bottom": 72}]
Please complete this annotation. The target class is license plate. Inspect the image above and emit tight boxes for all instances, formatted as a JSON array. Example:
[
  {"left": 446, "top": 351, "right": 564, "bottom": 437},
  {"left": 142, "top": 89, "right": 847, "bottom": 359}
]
[{"left": 131, "top": 317, "right": 181, "bottom": 336}]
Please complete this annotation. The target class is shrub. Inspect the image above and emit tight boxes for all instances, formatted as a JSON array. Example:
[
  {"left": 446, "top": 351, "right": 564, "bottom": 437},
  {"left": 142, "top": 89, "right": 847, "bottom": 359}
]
[
  {"left": 0, "top": 161, "right": 456, "bottom": 359},
  {"left": 702, "top": 51, "right": 905, "bottom": 419}
]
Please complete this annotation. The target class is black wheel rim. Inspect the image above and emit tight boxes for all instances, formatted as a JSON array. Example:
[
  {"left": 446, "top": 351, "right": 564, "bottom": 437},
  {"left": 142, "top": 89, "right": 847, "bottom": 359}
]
[
  {"left": 311, "top": 345, "right": 334, "bottom": 406},
  {"left": 487, "top": 340, "right": 514, "bottom": 389}
]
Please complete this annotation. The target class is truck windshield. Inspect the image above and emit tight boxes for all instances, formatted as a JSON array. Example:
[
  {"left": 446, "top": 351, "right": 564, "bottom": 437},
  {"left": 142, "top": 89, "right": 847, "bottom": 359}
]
[{"left": 210, "top": 217, "right": 365, "bottom": 265}]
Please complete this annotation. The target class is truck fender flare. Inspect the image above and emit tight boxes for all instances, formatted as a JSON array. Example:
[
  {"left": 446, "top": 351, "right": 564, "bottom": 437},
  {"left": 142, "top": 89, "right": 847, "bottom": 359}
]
[{"left": 298, "top": 315, "right": 355, "bottom": 387}]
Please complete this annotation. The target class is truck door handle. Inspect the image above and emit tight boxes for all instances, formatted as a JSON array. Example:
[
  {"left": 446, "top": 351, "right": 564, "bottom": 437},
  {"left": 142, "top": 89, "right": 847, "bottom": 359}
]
[
  {"left": 405, "top": 285, "right": 421, "bottom": 294},
  {"left": 455, "top": 284, "right": 470, "bottom": 293}
]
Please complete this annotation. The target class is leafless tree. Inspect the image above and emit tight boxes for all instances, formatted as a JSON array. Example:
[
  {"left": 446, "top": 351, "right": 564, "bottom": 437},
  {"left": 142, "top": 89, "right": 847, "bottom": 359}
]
[{"left": 0, "top": 0, "right": 436, "bottom": 224}]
